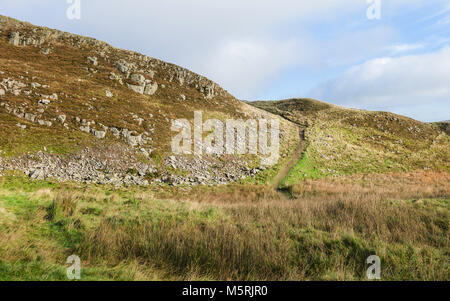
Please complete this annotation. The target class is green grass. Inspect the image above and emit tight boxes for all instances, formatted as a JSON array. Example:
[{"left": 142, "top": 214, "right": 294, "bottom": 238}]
[
  {"left": 0, "top": 260, "right": 145, "bottom": 281},
  {"left": 252, "top": 99, "right": 450, "bottom": 187},
  {"left": 0, "top": 175, "right": 448, "bottom": 281},
  {"left": 280, "top": 152, "right": 322, "bottom": 187}
]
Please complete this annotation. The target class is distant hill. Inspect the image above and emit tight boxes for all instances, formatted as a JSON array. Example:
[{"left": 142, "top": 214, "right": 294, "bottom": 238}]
[
  {"left": 434, "top": 121, "right": 450, "bottom": 135},
  {"left": 250, "top": 98, "right": 450, "bottom": 186}
]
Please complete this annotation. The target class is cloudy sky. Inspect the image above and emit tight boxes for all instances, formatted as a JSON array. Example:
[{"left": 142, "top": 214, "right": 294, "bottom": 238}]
[{"left": 1, "top": 0, "right": 449, "bottom": 121}]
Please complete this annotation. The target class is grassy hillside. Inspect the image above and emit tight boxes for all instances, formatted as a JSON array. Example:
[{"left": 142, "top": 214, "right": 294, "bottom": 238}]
[
  {"left": 0, "top": 15, "right": 299, "bottom": 186},
  {"left": 251, "top": 99, "right": 450, "bottom": 187}
]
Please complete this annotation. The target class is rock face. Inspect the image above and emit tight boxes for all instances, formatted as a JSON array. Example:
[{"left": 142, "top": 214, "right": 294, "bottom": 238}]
[{"left": 8, "top": 31, "right": 46, "bottom": 47}]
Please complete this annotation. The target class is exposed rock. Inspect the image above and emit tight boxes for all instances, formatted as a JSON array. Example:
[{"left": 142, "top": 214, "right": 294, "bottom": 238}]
[
  {"left": 31, "top": 82, "right": 42, "bottom": 89},
  {"left": 109, "top": 72, "right": 123, "bottom": 84},
  {"left": 39, "top": 99, "right": 51, "bottom": 105},
  {"left": 121, "top": 129, "right": 142, "bottom": 147},
  {"left": 105, "top": 90, "right": 113, "bottom": 98},
  {"left": 57, "top": 115, "right": 66, "bottom": 123},
  {"left": 24, "top": 113, "right": 36, "bottom": 122},
  {"left": 130, "top": 73, "right": 145, "bottom": 86},
  {"left": 0, "top": 89, "right": 4, "bottom": 96},
  {"left": 144, "top": 81, "right": 158, "bottom": 95},
  {"left": 41, "top": 48, "right": 51, "bottom": 55},
  {"left": 80, "top": 125, "right": 90, "bottom": 133},
  {"left": 8, "top": 31, "right": 46, "bottom": 47},
  {"left": 0, "top": 147, "right": 157, "bottom": 186},
  {"left": 115, "top": 59, "right": 134, "bottom": 75},
  {"left": 110, "top": 127, "right": 120, "bottom": 138},
  {"left": 127, "top": 83, "right": 144, "bottom": 94},
  {"left": 87, "top": 56, "right": 98, "bottom": 66},
  {"left": 37, "top": 119, "right": 52, "bottom": 127},
  {"left": 91, "top": 129, "right": 106, "bottom": 139},
  {"left": 29, "top": 169, "right": 44, "bottom": 180},
  {"left": 9, "top": 32, "right": 20, "bottom": 46}
]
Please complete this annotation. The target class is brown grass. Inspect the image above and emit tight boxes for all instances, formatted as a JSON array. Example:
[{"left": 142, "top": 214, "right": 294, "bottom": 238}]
[
  {"left": 290, "top": 171, "right": 450, "bottom": 201},
  {"left": 74, "top": 171, "right": 449, "bottom": 280},
  {"left": 0, "top": 171, "right": 448, "bottom": 280}
]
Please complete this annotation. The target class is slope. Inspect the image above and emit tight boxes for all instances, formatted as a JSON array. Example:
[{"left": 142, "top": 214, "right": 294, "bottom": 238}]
[
  {"left": 0, "top": 15, "right": 299, "bottom": 187},
  {"left": 251, "top": 98, "right": 450, "bottom": 187}
]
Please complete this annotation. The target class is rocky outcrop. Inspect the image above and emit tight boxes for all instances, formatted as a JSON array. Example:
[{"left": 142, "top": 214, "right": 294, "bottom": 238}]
[
  {"left": 160, "top": 155, "right": 262, "bottom": 186},
  {"left": 8, "top": 31, "right": 46, "bottom": 47},
  {"left": 0, "top": 102, "right": 53, "bottom": 127},
  {"left": 0, "top": 147, "right": 155, "bottom": 186},
  {"left": 0, "top": 147, "right": 261, "bottom": 187}
]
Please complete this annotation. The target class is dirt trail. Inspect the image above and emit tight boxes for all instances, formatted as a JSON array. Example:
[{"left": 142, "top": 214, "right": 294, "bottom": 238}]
[{"left": 272, "top": 127, "right": 305, "bottom": 190}]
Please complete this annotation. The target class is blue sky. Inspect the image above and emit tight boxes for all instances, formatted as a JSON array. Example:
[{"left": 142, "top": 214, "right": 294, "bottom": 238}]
[{"left": 0, "top": 0, "right": 449, "bottom": 122}]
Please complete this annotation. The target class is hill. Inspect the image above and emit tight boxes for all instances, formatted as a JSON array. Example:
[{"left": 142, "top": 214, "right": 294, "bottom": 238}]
[
  {"left": 0, "top": 15, "right": 299, "bottom": 187},
  {"left": 251, "top": 98, "right": 450, "bottom": 187}
]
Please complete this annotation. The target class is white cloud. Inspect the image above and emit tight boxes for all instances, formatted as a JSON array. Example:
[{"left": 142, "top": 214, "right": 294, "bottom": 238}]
[
  {"left": 385, "top": 43, "right": 424, "bottom": 55},
  {"left": 197, "top": 37, "right": 312, "bottom": 99},
  {"left": 310, "top": 46, "right": 450, "bottom": 121}
]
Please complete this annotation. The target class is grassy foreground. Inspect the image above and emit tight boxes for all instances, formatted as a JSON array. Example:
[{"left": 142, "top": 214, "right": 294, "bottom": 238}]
[{"left": 0, "top": 172, "right": 448, "bottom": 281}]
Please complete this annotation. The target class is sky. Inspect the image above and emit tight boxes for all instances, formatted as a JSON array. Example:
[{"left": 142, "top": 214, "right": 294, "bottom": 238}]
[{"left": 0, "top": 0, "right": 449, "bottom": 122}]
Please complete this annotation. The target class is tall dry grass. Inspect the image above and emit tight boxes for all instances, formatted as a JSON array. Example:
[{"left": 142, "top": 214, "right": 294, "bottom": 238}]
[
  {"left": 1, "top": 171, "right": 446, "bottom": 280},
  {"left": 75, "top": 171, "right": 449, "bottom": 280}
]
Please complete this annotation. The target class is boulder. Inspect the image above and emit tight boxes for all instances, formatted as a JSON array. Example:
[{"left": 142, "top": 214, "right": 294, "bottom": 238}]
[
  {"left": 57, "top": 115, "right": 66, "bottom": 123},
  {"left": 29, "top": 169, "right": 45, "bottom": 180},
  {"left": 144, "top": 82, "right": 158, "bottom": 95},
  {"left": 115, "top": 59, "right": 134, "bottom": 75},
  {"left": 109, "top": 127, "right": 120, "bottom": 138},
  {"left": 130, "top": 73, "right": 145, "bottom": 86},
  {"left": 9, "top": 32, "right": 20, "bottom": 46},
  {"left": 39, "top": 99, "right": 51, "bottom": 105},
  {"left": 91, "top": 129, "right": 106, "bottom": 139},
  {"left": 87, "top": 56, "right": 98, "bottom": 66},
  {"left": 121, "top": 129, "right": 142, "bottom": 146},
  {"left": 80, "top": 125, "right": 90, "bottom": 133},
  {"left": 126, "top": 83, "right": 144, "bottom": 94},
  {"left": 24, "top": 113, "right": 36, "bottom": 122}
]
